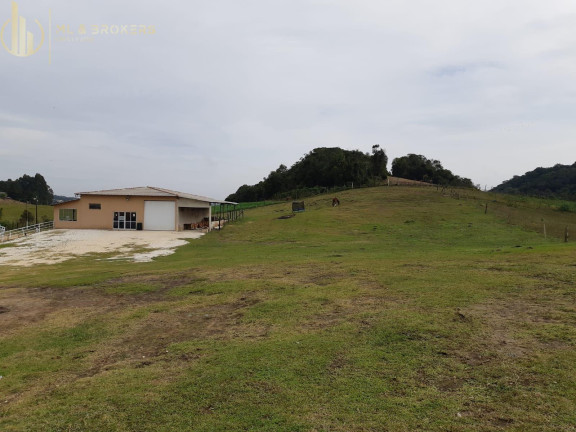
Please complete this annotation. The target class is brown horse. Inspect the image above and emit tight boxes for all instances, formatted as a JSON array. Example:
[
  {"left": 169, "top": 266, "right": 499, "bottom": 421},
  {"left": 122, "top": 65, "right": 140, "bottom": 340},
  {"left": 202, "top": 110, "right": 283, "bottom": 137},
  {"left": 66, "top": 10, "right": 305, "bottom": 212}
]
[{"left": 332, "top": 197, "right": 340, "bottom": 207}]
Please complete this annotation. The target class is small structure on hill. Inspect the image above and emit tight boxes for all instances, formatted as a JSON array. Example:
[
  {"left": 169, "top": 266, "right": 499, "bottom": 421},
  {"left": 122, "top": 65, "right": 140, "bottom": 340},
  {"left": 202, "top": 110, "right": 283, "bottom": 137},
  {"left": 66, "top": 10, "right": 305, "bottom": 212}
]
[{"left": 292, "top": 201, "right": 305, "bottom": 212}]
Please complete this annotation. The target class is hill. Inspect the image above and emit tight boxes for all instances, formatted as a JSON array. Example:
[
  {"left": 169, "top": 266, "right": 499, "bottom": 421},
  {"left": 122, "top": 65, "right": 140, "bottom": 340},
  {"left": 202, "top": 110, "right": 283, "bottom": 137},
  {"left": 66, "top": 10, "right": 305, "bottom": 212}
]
[
  {"left": 492, "top": 162, "right": 576, "bottom": 200},
  {"left": 0, "top": 198, "right": 54, "bottom": 229},
  {"left": 53, "top": 194, "right": 77, "bottom": 204},
  {"left": 226, "top": 146, "right": 388, "bottom": 202},
  {"left": 0, "top": 187, "right": 575, "bottom": 431}
]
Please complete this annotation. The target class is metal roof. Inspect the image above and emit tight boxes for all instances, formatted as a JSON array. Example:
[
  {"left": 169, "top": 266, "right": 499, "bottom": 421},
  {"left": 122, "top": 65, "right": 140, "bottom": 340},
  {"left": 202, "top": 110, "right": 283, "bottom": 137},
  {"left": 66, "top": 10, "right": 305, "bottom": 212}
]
[{"left": 76, "top": 186, "right": 236, "bottom": 204}]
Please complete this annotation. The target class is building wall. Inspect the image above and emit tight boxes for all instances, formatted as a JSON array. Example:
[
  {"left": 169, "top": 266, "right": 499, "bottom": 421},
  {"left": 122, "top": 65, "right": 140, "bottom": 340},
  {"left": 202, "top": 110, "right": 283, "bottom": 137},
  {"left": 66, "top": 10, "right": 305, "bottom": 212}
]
[{"left": 53, "top": 195, "right": 176, "bottom": 230}]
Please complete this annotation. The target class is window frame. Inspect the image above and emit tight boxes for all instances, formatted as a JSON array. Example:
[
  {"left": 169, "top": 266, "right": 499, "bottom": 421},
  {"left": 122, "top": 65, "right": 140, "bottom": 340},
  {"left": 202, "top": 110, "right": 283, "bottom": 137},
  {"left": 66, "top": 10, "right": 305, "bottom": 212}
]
[{"left": 59, "top": 208, "right": 77, "bottom": 221}]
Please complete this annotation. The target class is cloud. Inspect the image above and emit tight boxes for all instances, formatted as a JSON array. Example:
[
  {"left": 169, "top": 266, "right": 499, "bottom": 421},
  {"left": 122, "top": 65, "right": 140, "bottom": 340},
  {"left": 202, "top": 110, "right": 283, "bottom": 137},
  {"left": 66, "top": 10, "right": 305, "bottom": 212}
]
[{"left": 1, "top": 0, "right": 576, "bottom": 196}]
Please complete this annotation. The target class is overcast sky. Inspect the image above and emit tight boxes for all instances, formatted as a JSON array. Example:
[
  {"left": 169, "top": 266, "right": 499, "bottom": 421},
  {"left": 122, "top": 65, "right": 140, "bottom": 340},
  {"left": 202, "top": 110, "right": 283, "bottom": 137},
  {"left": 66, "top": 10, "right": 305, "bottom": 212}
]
[{"left": 2, "top": 0, "right": 576, "bottom": 199}]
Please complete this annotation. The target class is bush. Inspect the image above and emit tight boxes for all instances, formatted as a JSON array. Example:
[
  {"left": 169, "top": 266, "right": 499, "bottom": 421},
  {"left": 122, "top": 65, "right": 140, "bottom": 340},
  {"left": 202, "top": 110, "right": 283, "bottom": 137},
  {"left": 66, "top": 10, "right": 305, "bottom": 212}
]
[
  {"left": 557, "top": 203, "right": 575, "bottom": 213},
  {"left": 19, "top": 210, "right": 34, "bottom": 225}
]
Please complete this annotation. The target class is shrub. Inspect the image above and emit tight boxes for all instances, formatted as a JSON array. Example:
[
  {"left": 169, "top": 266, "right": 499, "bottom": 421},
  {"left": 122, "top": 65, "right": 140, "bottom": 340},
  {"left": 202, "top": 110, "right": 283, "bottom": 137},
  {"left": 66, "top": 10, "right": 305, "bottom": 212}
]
[{"left": 557, "top": 203, "right": 575, "bottom": 213}]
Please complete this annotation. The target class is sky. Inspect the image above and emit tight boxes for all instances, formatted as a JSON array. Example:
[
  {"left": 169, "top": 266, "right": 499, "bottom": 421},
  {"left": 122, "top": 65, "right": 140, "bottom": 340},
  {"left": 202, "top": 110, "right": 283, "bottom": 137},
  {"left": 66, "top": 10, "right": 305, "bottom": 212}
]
[{"left": 1, "top": 0, "right": 576, "bottom": 199}]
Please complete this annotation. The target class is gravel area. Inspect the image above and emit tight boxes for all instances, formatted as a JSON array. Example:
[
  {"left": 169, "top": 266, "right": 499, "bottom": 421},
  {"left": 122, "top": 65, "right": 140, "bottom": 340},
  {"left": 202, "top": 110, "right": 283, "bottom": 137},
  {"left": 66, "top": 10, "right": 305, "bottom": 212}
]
[{"left": 0, "top": 229, "right": 205, "bottom": 267}]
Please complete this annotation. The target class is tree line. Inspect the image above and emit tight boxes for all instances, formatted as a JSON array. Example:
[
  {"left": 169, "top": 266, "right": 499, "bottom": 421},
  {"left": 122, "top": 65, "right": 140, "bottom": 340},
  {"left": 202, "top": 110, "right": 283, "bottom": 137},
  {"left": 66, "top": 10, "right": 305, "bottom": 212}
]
[
  {"left": 0, "top": 173, "right": 54, "bottom": 205},
  {"left": 492, "top": 162, "right": 576, "bottom": 200},
  {"left": 226, "top": 147, "right": 475, "bottom": 202},
  {"left": 226, "top": 146, "right": 388, "bottom": 202},
  {"left": 391, "top": 154, "right": 475, "bottom": 188}
]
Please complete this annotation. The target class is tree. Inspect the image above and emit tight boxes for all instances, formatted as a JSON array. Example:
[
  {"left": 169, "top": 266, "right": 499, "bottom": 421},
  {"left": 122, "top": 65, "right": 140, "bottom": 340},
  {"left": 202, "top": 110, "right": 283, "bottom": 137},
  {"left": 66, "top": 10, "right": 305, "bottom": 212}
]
[
  {"left": 492, "top": 162, "right": 576, "bottom": 200},
  {"left": 370, "top": 145, "right": 388, "bottom": 179},
  {"left": 0, "top": 173, "right": 54, "bottom": 204},
  {"left": 392, "top": 154, "right": 474, "bottom": 187},
  {"left": 226, "top": 147, "right": 377, "bottom": 202},
  {"left": 19, "top": 210, "right": 34, "bottom": 226}
]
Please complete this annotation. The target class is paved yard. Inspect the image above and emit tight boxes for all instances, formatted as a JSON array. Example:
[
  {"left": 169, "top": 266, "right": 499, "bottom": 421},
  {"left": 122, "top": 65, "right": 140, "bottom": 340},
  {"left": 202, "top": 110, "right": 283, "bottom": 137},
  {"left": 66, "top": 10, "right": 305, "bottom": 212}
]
[{"left": 0, "top": 229, "right": 204, "bottom": 267}]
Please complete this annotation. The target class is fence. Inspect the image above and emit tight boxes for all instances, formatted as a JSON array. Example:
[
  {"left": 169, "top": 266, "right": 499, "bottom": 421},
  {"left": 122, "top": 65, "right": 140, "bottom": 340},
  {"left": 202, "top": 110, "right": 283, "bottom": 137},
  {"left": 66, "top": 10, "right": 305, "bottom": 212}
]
[
  {"left": 211, "top": 207, "right": 244, "bottom": 231},
  {"left": 0, "top": 221, "right": 54, "bottom": 243}
]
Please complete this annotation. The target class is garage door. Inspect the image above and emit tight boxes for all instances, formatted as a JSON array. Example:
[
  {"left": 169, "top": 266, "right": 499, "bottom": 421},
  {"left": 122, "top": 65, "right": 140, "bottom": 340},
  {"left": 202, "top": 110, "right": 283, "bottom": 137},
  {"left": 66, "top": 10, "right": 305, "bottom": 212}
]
[{"left": 144, "top": 201, "right": 176, "bottom": 231}]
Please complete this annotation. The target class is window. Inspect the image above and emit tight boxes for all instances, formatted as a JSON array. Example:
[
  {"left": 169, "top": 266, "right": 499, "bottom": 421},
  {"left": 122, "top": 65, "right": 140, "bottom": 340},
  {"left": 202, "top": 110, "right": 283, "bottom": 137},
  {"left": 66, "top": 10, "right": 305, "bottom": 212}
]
[
  {"left": 59, "top": 209, "right": 77, "bottom": 221},
  {"left": 89, "top": 203, "right": 101, "bottom": 210}
]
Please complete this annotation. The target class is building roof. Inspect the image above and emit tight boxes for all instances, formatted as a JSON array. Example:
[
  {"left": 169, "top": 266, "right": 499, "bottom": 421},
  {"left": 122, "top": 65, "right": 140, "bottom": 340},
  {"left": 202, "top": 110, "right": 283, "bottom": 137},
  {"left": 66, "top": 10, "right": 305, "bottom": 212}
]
[{"left": 75, "top": 186, "right": 236, "bottom": 204}]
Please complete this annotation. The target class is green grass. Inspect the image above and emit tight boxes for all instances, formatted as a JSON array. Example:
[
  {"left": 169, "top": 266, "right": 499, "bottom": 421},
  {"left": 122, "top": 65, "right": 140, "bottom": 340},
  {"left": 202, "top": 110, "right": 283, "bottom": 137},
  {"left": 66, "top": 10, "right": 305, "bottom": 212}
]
[
  {"left": 212, "top": 201, "right": 281, "bottom": 213},
  {"left": 0, "top": 198, "right": 53, "bottom": 227},
  {"left": 1, "top": 186, "right": 576, "bottom": 431},
  {"left": 456, "top": 189, "right": 576, "bottom": 241}
]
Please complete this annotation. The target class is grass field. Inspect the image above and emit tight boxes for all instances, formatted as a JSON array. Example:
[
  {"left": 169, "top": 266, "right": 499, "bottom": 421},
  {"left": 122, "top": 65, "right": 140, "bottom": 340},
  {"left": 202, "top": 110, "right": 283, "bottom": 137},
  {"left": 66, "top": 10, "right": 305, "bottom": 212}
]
[
  {"left": 1, "top": 186, "right": 575, "bottom": 431},
  {"left": 0, "top": 199, "right": 53, "bottom": 228},
  {"left": 211, "top": 201, "right": 281, "bottom": 213}
]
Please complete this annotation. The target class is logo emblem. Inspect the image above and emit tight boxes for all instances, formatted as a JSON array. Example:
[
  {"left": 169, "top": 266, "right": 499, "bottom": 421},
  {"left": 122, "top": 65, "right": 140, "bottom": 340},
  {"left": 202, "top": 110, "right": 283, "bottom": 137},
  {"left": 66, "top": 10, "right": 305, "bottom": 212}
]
[{"left": 1, "top": 2, "right": 45, "bottom": 57}]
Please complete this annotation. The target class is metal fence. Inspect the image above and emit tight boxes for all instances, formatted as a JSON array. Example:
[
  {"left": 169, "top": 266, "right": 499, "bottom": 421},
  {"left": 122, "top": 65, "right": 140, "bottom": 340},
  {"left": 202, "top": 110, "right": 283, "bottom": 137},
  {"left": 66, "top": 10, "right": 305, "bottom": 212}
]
[
  {"left": 0, "top": 221, "right": 54, "bottom": 243},
  {"left": 211, "top": 208, "right": 244, "bottom": 231}
]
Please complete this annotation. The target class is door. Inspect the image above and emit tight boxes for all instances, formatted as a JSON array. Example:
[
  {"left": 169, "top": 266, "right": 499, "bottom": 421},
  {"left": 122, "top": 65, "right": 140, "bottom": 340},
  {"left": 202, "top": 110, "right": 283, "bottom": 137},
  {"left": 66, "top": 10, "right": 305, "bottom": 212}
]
[
  {"left": 144, "top": 201, "right": 175, "bottom": 231},
  {"left": 113, "top": 212, "right": 137, "bottom": 230}
]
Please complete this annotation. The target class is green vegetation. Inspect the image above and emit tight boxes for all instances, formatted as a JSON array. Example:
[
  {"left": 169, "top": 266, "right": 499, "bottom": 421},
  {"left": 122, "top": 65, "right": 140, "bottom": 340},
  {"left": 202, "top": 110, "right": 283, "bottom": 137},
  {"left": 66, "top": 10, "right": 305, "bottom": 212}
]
[
  {"left": 1, "top": 186, "right": 575, "bottom": 431},
  {"left": 391, "top": 154, "right": 475, "bottom": 188},
  {"left": 471, "top": 191, "right": 576, "bottom": 240},
  {"left": 492, "top": 162, "right": 576, "bottom": 200},
  {"left": 0, "top": 173, "right": 54, "bottom": 205},
  {"left": 211, "top": 201, "right": 281, "bottom": 212},
  {"left": 226, "top": 146, "right": 388, "bottom": 202},
  {"left": 0, "top": 199, "right": 53, "bottom": 229}
]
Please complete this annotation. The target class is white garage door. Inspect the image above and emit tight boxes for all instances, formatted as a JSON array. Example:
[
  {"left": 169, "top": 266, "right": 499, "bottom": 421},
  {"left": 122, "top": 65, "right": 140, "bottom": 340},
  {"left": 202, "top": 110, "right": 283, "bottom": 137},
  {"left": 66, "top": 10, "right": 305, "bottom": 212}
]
[{"left": 144, "top": 201, "right": 176, "bottom": 231}]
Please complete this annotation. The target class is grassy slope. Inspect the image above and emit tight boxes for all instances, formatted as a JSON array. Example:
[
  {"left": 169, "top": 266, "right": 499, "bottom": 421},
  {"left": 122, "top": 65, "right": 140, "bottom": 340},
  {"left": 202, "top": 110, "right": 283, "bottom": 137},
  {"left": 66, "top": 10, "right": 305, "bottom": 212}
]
[
  {"left": 0, "top": 199, "right": 54, "bottom": 226},
  {"left": 1, "top": 187, "right": 575, "bottom": 431}
]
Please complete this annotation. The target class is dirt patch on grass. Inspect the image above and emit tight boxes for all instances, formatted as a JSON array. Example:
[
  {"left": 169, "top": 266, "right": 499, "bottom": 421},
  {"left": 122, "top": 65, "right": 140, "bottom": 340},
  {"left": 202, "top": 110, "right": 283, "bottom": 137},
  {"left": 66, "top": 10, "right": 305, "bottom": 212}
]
[
  {"left": 80, "top": 296, "right": 269, "bottom": 377},
  {"left": 455, "top": 295, "right": 575, "bottom": 366},
  {"left": 0, "top": 271, "right": 207, "bottom": 336}
]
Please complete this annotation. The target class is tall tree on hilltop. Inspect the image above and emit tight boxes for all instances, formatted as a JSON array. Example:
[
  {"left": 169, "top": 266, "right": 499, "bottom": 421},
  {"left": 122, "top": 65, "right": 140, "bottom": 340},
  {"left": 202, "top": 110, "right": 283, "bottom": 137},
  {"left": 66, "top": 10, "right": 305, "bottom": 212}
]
[{"left": 371, "top": 145, "right": 388, "bottom": 179}]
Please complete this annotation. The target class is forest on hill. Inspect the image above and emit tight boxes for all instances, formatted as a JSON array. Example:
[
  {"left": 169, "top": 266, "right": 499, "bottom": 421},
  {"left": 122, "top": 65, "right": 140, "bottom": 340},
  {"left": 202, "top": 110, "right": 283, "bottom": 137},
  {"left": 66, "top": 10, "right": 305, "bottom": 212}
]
[
  {"left": 492, "top": 163, "right": 576, "bottom": 200},
  {"left": 226, "top": 146, "right": 388, "bottom": 202},
  {"left": 0, "top": 173, "right": 54, "bottom": 205},
  {"left": 226, "top": 147, "right": 475, "bottom": 202},
  {"left": 391, "top": 154, "right": 475, "bottom": 188}
]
